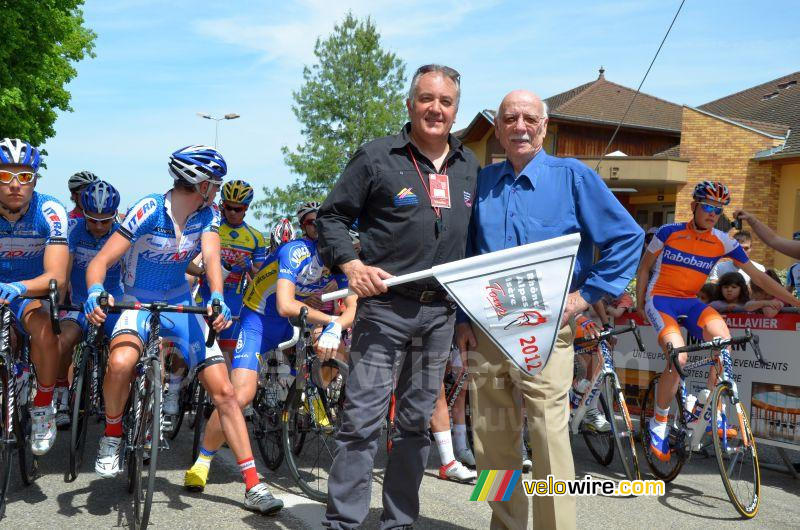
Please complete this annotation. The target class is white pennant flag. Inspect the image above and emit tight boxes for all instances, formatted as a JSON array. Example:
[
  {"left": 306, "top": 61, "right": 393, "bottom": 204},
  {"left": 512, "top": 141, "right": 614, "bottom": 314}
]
[
  {"left": 322, "top": 233, "right": 580, "bottom": 377},
  {"left": 435, "top": 233, "right": 580, "bottom": 376}
]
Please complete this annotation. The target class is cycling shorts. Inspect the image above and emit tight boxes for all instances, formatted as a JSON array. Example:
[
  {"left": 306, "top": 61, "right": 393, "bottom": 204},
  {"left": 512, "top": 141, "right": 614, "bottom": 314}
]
[
  {"left": 9, "top": 298, "right": 37, "bottom": 335},
  {"left": 62, "top": 310, "right": 120, "bottom": 337},
  {"left": 111, "top": 293, "right": 224, "bottom": 372},
  {"left": 645, "top": 295, "right": 723, "bottom": 342},
  {"left": 233, "top": 306, "right": 293, "bottom": 372}
]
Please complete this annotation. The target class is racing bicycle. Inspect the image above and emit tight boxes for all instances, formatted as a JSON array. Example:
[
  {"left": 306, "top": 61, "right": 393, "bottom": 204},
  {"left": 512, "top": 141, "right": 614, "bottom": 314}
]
[
  {"left": 641, "top": 330, "right": 762, "bottom": 518},
  {"left": 572, "top": 320, "right": 644, "bottom": 481}
]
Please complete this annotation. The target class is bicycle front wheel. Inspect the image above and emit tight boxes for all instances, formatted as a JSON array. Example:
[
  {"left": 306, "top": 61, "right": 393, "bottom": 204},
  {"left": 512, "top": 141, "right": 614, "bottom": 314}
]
[
  {"left": 640, "top": 375, "right": 687, "bottom": 482},
  {"left": 582, "top": 392, "right": 614, "bottom": 466},
  {"left": 282, "top": 385, "right": 339, "bottom": 503},
  {"left": 711, "top": 383, "right": 760, "bottom": 518},
  {"left": 252, "top": 387, "right": 284, "bottom": 471},
  {"left": 16, "top": 380, "right": 37, "bottom": 485},
  {"left": 132, "top": 357, "right": 161, "bottom": 530},
  {"left": 0, "top": 365, "right": 13, "bottom": 520},
  {"left": 604, "top": 374, "right": 640, "bottom": 481},
  {"left": 191, "top": 384, "right": 207, "bottom": 465},
  {"left": 67, "top": 345, "right": 91, "bottom": 482}
]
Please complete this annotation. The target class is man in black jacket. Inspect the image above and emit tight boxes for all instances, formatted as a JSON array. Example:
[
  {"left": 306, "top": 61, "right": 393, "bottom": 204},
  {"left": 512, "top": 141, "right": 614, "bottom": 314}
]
[{"left": 317, "top": 64, "right": 479, "bottom": 529}]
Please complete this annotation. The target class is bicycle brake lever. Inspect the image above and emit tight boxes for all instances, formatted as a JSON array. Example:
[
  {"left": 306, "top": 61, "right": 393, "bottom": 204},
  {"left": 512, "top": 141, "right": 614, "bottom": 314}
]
[{"left": 205, "top": 299, "right": 221, "bottom": 347}]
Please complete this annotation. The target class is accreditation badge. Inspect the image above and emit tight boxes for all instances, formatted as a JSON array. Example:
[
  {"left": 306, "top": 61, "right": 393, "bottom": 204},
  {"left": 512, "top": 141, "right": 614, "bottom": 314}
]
[{"left": 428, "top": 173, "right": 451, "bottom": 208}]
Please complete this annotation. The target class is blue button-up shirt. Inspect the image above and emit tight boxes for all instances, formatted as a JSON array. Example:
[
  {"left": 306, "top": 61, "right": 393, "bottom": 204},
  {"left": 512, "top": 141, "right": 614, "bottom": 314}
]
[{"left": 465, "top": 149, "right": 643, "bottom": 308}]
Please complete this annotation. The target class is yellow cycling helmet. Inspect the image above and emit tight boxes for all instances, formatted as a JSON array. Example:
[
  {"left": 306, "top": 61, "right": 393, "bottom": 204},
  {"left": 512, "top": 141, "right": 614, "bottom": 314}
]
[{"left": 221, "top": 179, "right": 254, "bottom": 206}]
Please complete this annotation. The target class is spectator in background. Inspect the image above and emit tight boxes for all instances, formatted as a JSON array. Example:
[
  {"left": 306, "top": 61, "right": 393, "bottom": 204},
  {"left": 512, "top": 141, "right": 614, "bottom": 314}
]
[
  {"left": 734, "top": 209, "right": 800, "bottom": 260},
  {"left": 594, "top": 291, "right": 634, "bottom": 327},
  {"left": 697, "top": 283, "right": 716, "bottom": 304},
  {"left": 785, "top": 231, "right": 800, "bottom": 295},
  {"left": 709, "top": 231, "right": 764, "bottom": 284},
  {"left": 710, "top": 271, "right": 750, "bottom": 312},
  {"left": 750, "top": 269, "right": 785, "bottom": 317}
]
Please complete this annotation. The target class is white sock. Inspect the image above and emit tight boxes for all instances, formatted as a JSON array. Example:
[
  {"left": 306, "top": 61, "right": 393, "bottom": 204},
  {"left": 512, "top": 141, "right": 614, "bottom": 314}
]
[
  {"left": 433, "top": 430, "right": 455, "bottom": 465},
  {"left": 452, "top": 423, "right": 468, "bottom": 453}
]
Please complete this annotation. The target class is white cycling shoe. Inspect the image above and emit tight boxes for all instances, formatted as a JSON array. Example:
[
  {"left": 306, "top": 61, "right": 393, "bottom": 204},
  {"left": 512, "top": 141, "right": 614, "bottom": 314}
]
[
  {"left": 582, "top": 407, "right": 611, "bottom": 433},
  {"left": 244, "top": 483, "right": 284, "bottom": 515},
  {"left": 456, "top": 447, "right": 476, "bottom": 468},
  {"left": 439, "top": 460, "right": 477, "bottom": 483},
  {"left": 163, "top": 391, "right": 180, "bottom": 416},
  {"left": 95, "top": 436, "right": 123, "bottom": 478},
  {"left": 30, "top": 404, "right": 57, "bottom": 456}
]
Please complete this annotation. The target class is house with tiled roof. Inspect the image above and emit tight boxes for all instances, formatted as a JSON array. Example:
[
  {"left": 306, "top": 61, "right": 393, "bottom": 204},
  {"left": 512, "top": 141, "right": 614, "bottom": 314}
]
[
  {"left": 677, "top": 72, "right": 799, "bottom": 268},
  {"left": 457, "top": 68, "right": 688, "bottom": 232},
  {"left": 457, "top": 69, "right": 800, "bottom": 267}
]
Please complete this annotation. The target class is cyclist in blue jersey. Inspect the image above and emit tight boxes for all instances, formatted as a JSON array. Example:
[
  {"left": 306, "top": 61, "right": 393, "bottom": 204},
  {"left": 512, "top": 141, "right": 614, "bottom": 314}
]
[
  {"left": 85, "top": 145, "right": 284, "bottom": 515},
  {"left": 55, "top": 181, "right": 124, "bottom": 427},
  {"left": 0, "top": 138, "right": 69, "bottom": 456},
  {"left": 184, "top": 202, "right": 357, "bottom": 491}
]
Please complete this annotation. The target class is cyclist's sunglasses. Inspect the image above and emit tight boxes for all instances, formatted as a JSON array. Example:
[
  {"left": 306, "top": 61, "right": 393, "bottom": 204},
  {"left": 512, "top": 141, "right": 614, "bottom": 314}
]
[
  {"left": 0, "top": 170, "right": 36, "bottom": 185},
  {"left": 699, "top": 202, "right": 723, "bottom": 215},
  {"left": 85, "top": 213, "right": 116, "bottom": 224},
  {"left": 222, "top": 203, "right": 246, "bottom": 213},
  {"left": 302, "top": 218, "right": 316, "bottom": 227}
]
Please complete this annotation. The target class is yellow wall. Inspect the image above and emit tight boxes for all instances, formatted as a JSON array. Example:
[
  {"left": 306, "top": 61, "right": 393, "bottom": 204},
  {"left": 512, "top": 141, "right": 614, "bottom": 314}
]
[
  {"left": 775, "top": 163, "right": 800, "bottom": 269},
  {"left": 462, "top": 128, "right": 491, "bottom": 165}
]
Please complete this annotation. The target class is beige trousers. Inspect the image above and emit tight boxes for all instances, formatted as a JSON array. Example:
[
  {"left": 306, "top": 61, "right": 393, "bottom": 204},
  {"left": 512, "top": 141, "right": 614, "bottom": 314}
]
[{"left": 469, "top": 323, "right": 576, "bottom": 530}]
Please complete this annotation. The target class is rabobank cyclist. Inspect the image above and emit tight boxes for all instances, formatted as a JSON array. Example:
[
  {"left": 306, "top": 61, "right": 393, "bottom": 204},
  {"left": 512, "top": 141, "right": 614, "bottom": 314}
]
[
  {"left": 55, "top": 180, "right": 124, "bottom": 428},
  {"left": 84, "top": 145, "right": 284, "bottom": 515},
  {"left": 183, "top": 201, "right": 357, "bottom": 492},
  {"left": 636, "top": 180, "right": 800, "bottom": 462},
  {"left": 0, "top": 138, "right": 69, "bottom": 456}
]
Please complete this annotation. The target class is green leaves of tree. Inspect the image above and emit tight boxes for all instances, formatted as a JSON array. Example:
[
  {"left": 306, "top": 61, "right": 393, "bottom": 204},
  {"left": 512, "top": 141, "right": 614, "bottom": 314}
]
[
  {"left": 252, "top": 13, "right": 406, "bottom": 224},
  {"left": 0, "top": 0, "right": 96, "bottom": 149}
]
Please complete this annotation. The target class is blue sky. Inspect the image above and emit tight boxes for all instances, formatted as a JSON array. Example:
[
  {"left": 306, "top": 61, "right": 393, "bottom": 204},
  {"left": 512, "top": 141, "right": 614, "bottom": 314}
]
[{"left": 37, "top": 0, "right": 799, "bottom": 228}]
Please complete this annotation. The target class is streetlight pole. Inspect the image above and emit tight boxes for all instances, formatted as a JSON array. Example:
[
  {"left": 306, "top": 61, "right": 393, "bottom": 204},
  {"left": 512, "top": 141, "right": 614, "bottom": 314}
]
[{"left": 196, "top": 112, "right": 240, "bottom": 149}]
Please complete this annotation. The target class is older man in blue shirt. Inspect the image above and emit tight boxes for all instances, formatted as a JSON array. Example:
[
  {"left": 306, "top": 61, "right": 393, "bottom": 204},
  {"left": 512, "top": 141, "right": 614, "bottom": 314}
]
[{"left": 456, "top": 90, "right": 642, "bottom": 530}]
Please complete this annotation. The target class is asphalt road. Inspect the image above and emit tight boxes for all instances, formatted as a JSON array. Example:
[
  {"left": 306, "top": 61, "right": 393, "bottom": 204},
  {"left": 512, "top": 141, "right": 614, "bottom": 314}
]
[{"left": 3, "top": 420, "right": 799, "bottom": 529}]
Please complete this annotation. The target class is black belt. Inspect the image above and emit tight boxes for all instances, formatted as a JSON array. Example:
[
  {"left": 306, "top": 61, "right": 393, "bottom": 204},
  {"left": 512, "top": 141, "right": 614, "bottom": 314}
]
[{"left": 390, "top": 285, "right": 450, "bottom": 304}]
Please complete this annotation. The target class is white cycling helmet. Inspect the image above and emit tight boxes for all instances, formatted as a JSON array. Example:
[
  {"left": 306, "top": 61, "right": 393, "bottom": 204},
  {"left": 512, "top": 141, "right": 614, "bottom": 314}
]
[
  {"left": 168, "top": 145, "right": 227, "bottom": 185},
  {"left": 68, "top": 171, "right": 99, "bottom": 192},
  {"left": 296, "top": 201, "right": 320, "bottom": 224}
]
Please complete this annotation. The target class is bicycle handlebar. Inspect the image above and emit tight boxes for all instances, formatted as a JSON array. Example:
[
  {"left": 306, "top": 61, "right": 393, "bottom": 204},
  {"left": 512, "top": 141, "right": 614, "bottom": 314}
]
[
  {"left": 572, "top": 319, "right": 645, "bottom": 351},
  {"left": 98, "top": 293, "right": 222, "bottom": 347},
  {"left": 667, "top": 328, "right": 765, "bottom": 379},
  {"left": 278, "top": 307, "right": 308, "bottom": 351}
]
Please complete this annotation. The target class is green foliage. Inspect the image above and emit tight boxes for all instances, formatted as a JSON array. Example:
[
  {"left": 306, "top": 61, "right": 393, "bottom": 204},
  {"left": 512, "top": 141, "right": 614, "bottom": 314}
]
[
  {"left": 0, "top": 0, "right": 96, "bottom": 148},
  {"left": 252, "top": 12, "right": 406, "bottom": 224}
]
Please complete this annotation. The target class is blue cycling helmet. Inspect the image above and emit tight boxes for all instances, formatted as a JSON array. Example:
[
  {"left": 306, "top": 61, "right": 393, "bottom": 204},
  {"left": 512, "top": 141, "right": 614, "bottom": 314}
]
[
  {"left": 692, "top": 180, "right": 730, "bottom": 205},
  {"left": 168, "top": 145, "right": 227, "bottom": 185},
  {"left": 82, "top": 180, "right": 121, "bottom": 215},
  {"left": 0, "top": 138, "right": 41, "bottom": 171}
]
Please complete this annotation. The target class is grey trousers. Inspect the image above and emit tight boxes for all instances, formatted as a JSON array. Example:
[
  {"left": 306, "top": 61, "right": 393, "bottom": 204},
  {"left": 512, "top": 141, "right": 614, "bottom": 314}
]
[{"left": 324, "top": 293, "right": 456, "bottom": 529}]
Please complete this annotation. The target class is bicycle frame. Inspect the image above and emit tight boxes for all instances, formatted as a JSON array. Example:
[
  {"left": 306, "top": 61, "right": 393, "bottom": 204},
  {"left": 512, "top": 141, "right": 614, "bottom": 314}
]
[
  {"left": 668, "top": 330, "right": 763, "bottom": 452},
  {"left": 570, "top": 321, "right": 644, "bottom": 434}
]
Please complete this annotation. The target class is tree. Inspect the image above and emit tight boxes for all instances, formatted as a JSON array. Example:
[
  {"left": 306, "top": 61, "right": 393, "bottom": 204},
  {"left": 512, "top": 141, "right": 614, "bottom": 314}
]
[
  {"left": 0, "top": 0, "right": 96, "bottom": 148},
  {"left": 252, "top": 13, "right": 406, "bottom": 224}
]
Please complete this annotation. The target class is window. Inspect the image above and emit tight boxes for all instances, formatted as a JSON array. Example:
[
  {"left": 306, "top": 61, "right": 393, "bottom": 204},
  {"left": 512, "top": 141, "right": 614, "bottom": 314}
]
[
  {"left": 762, "top": 91, "right": 780, "bottom": 100},
  {"left": 778, "top": 80, "right": 797, "bottom": 90}
]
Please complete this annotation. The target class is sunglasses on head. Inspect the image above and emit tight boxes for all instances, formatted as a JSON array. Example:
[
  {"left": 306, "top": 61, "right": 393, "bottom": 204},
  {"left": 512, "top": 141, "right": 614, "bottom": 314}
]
[
  {"left": 85, "top": 213, "right": 116, "bottom": 224},
  {"left": 699, "top": 202, "right": 723, "bottom": 215},
  {"left": 223, "top": 203, "right": 246, "bottom": 213},
  {"left": 0, "top": 170, "right": 36, "bottom": 185}
]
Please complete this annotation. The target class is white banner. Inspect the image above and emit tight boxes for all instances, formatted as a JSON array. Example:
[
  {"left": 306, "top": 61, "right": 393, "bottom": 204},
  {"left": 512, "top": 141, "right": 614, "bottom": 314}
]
[
  {"left": 437, "top": 234, "right": 580, "bottom": 377},
  {"left": 613, "top": 312, "right": 800, "bottom": 449}
]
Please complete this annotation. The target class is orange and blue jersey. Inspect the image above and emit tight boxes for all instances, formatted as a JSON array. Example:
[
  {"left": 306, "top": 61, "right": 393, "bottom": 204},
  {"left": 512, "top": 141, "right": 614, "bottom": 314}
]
[{"left": 644, "top": 221, "right": 749, "bottom": 341}]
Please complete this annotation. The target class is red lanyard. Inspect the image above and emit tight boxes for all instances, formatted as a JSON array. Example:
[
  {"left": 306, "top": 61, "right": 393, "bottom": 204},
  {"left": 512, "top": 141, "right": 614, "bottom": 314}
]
[{"left": 407, "top": 145, "right": 447, "bottom": 219}]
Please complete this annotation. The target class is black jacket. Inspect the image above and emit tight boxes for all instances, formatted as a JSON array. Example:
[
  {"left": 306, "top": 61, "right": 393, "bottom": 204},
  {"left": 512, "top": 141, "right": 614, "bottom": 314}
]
[{"left": 317, "top": 123, "right": 480, "bottom": 290}]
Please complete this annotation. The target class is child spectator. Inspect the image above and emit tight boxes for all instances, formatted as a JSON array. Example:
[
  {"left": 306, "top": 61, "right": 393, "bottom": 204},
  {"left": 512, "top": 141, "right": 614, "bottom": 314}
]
[
  {"left": 697, "top": 283, "right": 716, "bottom": 304},
  {"left": 710, "top": 271, "right": 750, "bottom": 312},
  {"left": 749, "top": 269, "right": 785, "bottom": 317}
]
